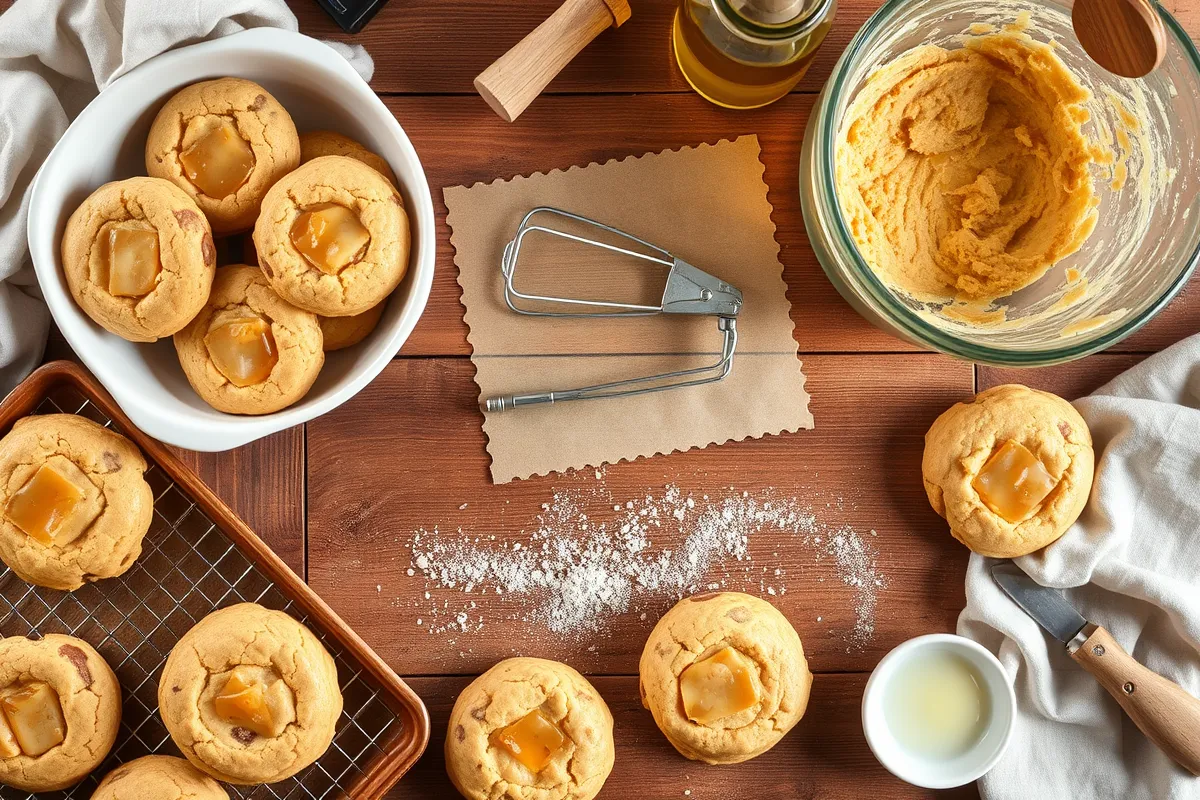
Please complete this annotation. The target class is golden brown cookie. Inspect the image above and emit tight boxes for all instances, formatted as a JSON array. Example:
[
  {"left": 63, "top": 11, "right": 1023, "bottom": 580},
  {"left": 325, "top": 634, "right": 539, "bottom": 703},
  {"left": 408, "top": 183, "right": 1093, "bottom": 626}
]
[
  {"left": 445, "top": 657, "right": 614, "bottom": 800},
  {"left": 299, "top": 130, "right": 397, "bottom": 186},
  {"left": 158, "top": 603, "right": 342, "bottom": 785},
  {"left": 319, "top": 301, "right": 385, "bottom": 351},
  {"left": 93, "top": 756, "right": 227, "bottom": 800},
  {"left": 173, "top": 265, "right": 324, "bottom": 415},
  {"left": 146, "top": 78, "right": 300, "bottom": 234},
  {"left": 0, "top": 635, "right": 120, "bottom": 791},
  {"left": 0, "top": 414, "right": 152, "bottom": 591},
  {"left": 61, "top": 177, "right": 215, "bottom": 342},
  {"left": 922, "top": 384, "right": 1094, "bottom": 557},
  {"left": 254, "top": 156, "right": 409, "bottom": 317},
  {"left": 639, "top": 592, "right": 812, "bottom": 764}
]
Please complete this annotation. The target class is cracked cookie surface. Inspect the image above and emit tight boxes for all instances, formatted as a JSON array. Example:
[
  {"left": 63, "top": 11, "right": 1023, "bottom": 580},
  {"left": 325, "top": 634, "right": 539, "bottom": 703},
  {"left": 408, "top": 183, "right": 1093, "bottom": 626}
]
[
  {"left": 922, "top": 384, "right": 1094, "bottom": 557},
  {"left": 639, "top": 592, "right": 811, "bottom": 764},
  {"left": 319, "top": 300, "right": 385, "bottom": 351},
  {"left": 146, "top": 78, "right": 300, "bottom": 234},
  {"left": 254, "top": 156, "right": 409, "bottom": 317},
  {"left": 93, "top": 755, "right": 227, "bottom": 800},
  {"left": 299, "top": 130, "right": 397, "bottom": 186},
  {"left": 61, "top": 177, "right": 215, "bottom": 342},
  {"left": 158, "top": 603, "right": 342, "bottom": 785},
  {"left": 0, "top": 414, "right": 152, "bottom": 591},
  {"left": 445, "top": 657, "right": 614, "bottom": 800},
  {"left": 173, "top": 265, "right": 324, "bottom": 415},
  {"left": 0, "top": 634, "right": 121, "bottom": 791}
]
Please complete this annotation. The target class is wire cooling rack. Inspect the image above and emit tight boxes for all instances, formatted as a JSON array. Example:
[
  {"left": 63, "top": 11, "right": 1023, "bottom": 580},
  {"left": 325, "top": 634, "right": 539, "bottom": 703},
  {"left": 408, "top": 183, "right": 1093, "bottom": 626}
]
[{"left": 0, "top": 370, "right": 426, "bottom": 799}]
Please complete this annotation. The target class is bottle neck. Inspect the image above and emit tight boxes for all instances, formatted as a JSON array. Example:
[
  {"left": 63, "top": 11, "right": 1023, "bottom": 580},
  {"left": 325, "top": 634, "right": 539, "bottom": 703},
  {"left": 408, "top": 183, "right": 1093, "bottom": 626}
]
[{"left": 714, "top": 0, "right": 832, "bottom": 41}]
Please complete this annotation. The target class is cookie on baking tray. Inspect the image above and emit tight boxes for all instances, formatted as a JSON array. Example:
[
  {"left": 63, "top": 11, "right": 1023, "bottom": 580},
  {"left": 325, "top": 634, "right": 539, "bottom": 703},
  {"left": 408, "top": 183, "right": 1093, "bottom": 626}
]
[
  {"left": 445, "top": 657, "right": 615, "bottom": 800},
  {"left": 253, "top": 156, "right": 409, "bottom": 317},
  {"left": 158, "top": 603, "right": 342, "bottom": 785},
  {"left": 639, "top": 591, "right": 812, "bottom": 765},
  {"left": 173, "top": 265, "right": 324, "bottom": 415},
  {"left": 299, "top": 130, "right": 398, "bottom": 186},
  {"left": 93, "top": 755, "right": 228, "bottom": 800},
  {"left": 146, "top": 78, "right": 300, "bottom": 234},
  {"left": 0, "top": 414, "right": 153, "bottom": 591},
  {"left": 61, "top": 176, "right": 215, "bottom": 342},
  {"left": 922, "top": 384, "right": 1094, "bottom": 558},
  {"left": 0, "top": 634, "right": 121, "bottom": 792}
]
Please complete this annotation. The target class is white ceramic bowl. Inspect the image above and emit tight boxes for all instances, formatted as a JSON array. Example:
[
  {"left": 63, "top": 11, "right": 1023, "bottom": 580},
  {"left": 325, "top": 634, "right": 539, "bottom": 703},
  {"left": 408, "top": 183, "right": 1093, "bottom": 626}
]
[
  {"left": 27, "top": 28, "right": 435, "bottom": 451},
  {"left": 862, "top": 634, "right": 1016, "bottom": 789}
]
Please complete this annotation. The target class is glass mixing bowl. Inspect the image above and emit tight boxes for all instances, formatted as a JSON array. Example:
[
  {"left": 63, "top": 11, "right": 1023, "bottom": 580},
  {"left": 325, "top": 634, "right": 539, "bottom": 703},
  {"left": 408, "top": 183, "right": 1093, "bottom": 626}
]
[{"left": 800, "top": 0, "right": 1200, "bottom": 365}]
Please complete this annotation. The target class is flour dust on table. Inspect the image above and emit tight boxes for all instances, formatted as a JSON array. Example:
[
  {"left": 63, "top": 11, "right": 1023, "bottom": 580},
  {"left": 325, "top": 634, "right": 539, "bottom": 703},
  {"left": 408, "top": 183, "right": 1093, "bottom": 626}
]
[{"left": 403, "top": 476, "right": 885, "bottom": 651}]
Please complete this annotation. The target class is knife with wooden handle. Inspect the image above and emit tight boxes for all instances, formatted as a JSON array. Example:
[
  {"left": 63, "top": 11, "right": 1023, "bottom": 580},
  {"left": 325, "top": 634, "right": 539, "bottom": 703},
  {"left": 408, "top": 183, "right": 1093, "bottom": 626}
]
[{"left": 992, "top": 562, "right": 1200, "bottom": 776}]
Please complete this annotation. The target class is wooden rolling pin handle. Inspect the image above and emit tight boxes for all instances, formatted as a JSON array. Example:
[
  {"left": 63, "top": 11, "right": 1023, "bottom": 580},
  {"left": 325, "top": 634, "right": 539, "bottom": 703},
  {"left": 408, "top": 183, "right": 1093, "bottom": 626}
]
[
  {"left": 1071, "top": 625, "right": 1200, "bottom": 776},
  {"left": 474, "top": 0, "right": 631, "bottom": 123}
]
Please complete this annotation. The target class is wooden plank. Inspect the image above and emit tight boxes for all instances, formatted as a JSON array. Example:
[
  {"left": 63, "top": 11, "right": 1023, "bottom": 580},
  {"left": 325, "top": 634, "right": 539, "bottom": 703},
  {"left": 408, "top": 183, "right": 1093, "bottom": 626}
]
[
  {"left": 306, "top": 355, "right": 974, "bottom": 675},
  {"left": 290, "top": 0, "right": 876, "bottom": 97},
  {"left": 394, "top": 673, "right": 978, "bottom": 799},
  {"left": 383, "top": 93, "right": 1200, "bottom": 358},
  {"left": 170, "top": 429, "right": 307, "bottom": 576},
  {"left": 978, "top": 354, "right": 1148, "bottom": 400}
]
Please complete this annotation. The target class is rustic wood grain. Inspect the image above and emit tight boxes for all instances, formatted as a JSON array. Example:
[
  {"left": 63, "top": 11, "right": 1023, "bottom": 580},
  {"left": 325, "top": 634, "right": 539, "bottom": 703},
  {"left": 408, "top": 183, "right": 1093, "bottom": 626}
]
[
  {"left": 306, "top": 355, "right": 973, "bottom": 676},
  {"left": 392, "top": 673, "right": 979, "bottom": 800},
  {"left": 977, "top": 354, "right": 1148, "bottom": 399},
  {"left": 383, "top": 93, "right": 1200, "bottom": 358}
]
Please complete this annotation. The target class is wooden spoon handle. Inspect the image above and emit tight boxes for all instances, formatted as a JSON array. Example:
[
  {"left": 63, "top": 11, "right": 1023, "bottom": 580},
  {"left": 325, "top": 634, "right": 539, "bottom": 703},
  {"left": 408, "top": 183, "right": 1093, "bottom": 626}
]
[
  {"left": 1072, "top": 625, "right": 1200, "bottom": 775},
  {"left": 474, "top": 0, "right": 631, "bottom": 123}
]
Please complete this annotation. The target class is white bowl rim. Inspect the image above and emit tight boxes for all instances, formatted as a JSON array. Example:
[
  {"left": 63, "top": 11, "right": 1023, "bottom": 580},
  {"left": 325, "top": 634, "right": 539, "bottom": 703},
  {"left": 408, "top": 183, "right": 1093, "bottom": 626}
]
[
  {"left": 27, "top": 27, "right": 436, "bottom": 451},
  {"left": 861, "top": 633, "right": 1017, "bottom": 790}
]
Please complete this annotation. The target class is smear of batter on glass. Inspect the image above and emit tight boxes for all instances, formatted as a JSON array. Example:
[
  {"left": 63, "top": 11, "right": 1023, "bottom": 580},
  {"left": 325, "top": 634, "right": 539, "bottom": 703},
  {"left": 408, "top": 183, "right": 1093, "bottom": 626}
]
[{"left": 836, "top": 15, "right": 1116, "bottom": 304}]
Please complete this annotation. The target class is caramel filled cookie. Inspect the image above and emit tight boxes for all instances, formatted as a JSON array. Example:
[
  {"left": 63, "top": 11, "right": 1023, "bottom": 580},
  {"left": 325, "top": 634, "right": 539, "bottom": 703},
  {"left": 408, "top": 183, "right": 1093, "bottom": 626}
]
[
  {"left": 299, "top": 130, "right": 397, "bottom": 186},
  {"left": 445, "top": 657, "right": 614, "bottom": 800},
  {"left": 0, "top": 635, "right": 120, "bottom": 791},
  {"left": 923, "top": 384, "right": 1094, "bottom": 557},
  {"left": 0, "top": 414, "right": 152, "bottom": 591},
  {"left": 146, "top": 78, "right": 300, "bottom": 234},
  {"left": 640, "top": 592, "right": 812, "bottom": 764},
  {"left": 93, "top": 755, "right": 228, "bottom": 800},
  {"left": 254, "top": 156, "right": 409, "bottom": 317},
  {"left": 173, "top": 265, "right": 324, "bottom": 415},
  {"left": 159, "top": 603, "right": 342, "bottom": 785},
  {"left": 319, "top": 301, "right": 385, "bottom": 351},
  {"left": 61, "top": 177, "right": 215, "bottom": 341}
]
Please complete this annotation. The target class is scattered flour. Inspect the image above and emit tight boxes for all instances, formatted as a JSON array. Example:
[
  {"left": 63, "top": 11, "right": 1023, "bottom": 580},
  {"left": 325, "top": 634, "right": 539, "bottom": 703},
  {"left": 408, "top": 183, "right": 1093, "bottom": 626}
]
[{"left": 407, "top": 481, "right": 886, "bottom": 649}]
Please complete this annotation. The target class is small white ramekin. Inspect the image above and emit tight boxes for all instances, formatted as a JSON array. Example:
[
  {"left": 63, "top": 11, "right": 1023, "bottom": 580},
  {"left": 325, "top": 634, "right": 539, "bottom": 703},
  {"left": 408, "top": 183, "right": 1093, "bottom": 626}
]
[
  {"left": 862, "top": 633, "right": 1016, "bottom": 789},
  {"left": 27, "top": 28, "right": 436, "bottom": 452}
]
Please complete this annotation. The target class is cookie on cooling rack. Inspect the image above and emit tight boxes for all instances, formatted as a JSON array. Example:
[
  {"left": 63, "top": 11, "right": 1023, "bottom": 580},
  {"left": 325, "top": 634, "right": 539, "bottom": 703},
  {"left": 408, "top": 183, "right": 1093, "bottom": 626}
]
[
  {"left": 0, "top": 414, "right": 153, "bottom": 591},
  {"left": 159, "top": 603, "right": 342, "bottom": 784},
  {"left": 0, "top": 634, "right": 121, "bottom": 792},
  {"left": 93, "top": 755, "right": 228, "bottom": 800}
]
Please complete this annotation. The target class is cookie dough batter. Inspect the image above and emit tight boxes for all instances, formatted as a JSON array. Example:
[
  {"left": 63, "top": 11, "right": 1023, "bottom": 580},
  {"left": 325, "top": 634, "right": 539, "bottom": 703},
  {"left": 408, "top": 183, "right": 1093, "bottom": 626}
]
[
  {"left": 445, "top": 657, "right": 614, "bottom": 800},
  {"left": 923, "top": 384, "right": 1094, "bottom": 557},
  {"left": 836, "top": 20, "right": 1104, "bottom": 300},
  {"left": 639, "top": 592, "right": 811, "bottom": 764},
  {"left": 92, "top": 756, "right": 228, "bottom": 800},
  {"left": 0, "top": 635, "right": 121, "bottom": 792},
  {"left": 158, "top": 603, "right": 342, "bottom": 785}
]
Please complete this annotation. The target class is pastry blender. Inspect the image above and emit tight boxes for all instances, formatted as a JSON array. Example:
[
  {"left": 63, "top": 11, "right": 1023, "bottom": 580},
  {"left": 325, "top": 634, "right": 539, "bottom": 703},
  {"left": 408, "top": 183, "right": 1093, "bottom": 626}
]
[{"left": 484, "top": 207, "right": 743, "bottom": 412}]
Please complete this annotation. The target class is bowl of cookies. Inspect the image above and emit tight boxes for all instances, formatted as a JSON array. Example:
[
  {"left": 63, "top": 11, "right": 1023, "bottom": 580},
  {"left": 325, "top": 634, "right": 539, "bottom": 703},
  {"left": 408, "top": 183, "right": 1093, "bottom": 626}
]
[{"left": 27, "top": 27, "right": 435, "bottom": 451}]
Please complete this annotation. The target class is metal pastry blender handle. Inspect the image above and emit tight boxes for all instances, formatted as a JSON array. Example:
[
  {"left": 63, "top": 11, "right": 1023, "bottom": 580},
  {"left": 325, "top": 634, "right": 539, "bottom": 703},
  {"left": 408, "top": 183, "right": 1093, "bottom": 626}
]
[{"left": 484, "top": 317, "right": 738, "bottom": 412}]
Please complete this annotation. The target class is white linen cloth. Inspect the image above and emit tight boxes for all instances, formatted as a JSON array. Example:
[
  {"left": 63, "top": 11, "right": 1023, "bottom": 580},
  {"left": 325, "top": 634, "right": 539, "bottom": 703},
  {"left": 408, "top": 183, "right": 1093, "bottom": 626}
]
[
  {"left": 960, "top": 333, "right": 1200, "bottom": 800},
  {"left": 0, "top": 0, "right": 373, "bottom": 396}
]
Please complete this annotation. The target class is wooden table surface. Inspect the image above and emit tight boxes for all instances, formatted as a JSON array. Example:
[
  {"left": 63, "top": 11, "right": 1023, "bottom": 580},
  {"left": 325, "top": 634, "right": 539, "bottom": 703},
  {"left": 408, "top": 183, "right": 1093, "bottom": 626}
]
[{"left": 33, "top": 0, "right": 1200, "bottom": 797}]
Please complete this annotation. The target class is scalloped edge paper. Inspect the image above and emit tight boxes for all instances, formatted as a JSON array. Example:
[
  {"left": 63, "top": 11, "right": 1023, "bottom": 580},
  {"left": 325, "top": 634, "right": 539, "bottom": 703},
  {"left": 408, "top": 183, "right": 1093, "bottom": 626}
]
[{"left": 443, "top": 136, "right": 813, "bottom": 483}]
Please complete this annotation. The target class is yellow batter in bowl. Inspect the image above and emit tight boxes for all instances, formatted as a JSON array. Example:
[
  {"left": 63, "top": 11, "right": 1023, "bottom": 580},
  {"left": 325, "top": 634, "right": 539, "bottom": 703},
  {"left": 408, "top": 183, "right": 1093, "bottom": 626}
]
[{"left": 836, "top": 16, "right": 1111, "bottom": 302}]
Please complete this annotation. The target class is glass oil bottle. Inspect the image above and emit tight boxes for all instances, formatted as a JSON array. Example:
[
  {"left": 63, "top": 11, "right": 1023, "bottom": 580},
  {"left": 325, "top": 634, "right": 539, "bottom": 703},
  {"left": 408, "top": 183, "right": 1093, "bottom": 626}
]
[{"left": 673, "top": 0, "right": 836, "bottom": 109}]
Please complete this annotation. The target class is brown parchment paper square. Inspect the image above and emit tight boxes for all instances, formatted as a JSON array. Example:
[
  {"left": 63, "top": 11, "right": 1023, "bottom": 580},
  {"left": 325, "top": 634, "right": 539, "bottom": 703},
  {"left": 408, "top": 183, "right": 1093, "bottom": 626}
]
[{"left": 444, "top": 136, "right": 813, "bottom": 483}]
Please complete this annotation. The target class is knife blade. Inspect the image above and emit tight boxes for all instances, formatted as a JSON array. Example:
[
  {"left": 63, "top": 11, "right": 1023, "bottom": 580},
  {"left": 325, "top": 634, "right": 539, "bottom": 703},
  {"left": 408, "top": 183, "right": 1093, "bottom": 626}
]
[
  {"left": 991, "top": 562, "right": 1089, "bottom": 647},
  {"left": 989, "top": 561, "right": 1200, "bottom": 776}
]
